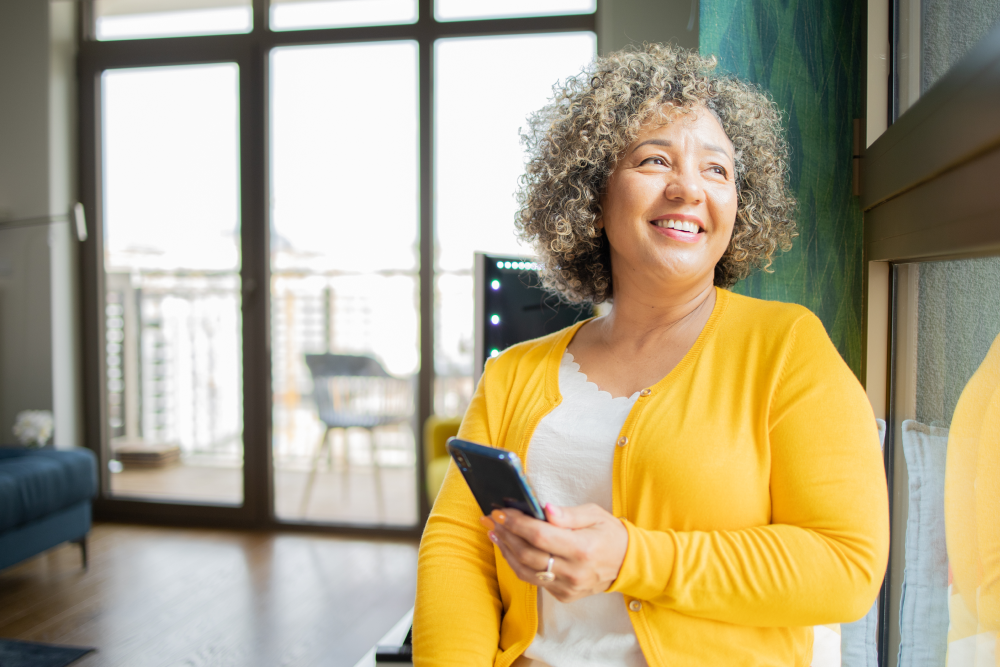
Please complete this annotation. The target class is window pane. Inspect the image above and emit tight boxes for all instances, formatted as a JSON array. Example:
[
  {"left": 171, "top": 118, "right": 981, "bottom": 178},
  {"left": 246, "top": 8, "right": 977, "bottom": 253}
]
[
  {"left": 270, "top": 42, "right": 419, "bottom": 527},
  {"left": 435, "top": 0, "right": 594, "bottom": 22},
  {"left": 886, "top": 257, "right": 1000, "bottom": 665},
  {"left": 270, "top": 0, "right": 417, "bottom": 31},
  {"left": 433, "top": 32, "right": 595, "bottom": 415},
  {"left": 895, "top": 0, "right": 1000, "bottom": 116},
  {"left": 102, "top": 64, "right": 243, "bottom": 504},
  {"left": 434, "top": 273, "right": 474, "bottom": 416},
  {"left": 95, "top": 0, "right": 251, "bottom": 40}
]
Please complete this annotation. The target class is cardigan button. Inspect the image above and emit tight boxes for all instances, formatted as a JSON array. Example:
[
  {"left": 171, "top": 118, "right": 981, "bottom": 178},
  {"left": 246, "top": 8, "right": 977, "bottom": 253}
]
[
  {"left": 616, "top": 436, "right": 628, "bottom": 447},
  {"left": 639, "top": 388, "right": 651, "bottom": 397},
  {"left": 628, "top": 600, "right": 642, "bottom": 612}
]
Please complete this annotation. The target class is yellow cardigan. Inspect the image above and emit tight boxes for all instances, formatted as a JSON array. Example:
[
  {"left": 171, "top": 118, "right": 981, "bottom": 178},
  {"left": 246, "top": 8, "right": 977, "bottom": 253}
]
[{"left": 414, "top": 288, "right": 889, "bottom": 667}]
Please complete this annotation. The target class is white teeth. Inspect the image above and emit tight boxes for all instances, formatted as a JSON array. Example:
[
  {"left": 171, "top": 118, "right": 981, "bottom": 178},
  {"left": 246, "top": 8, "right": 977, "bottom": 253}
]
[{"left": 657, "top": 220, "right": 698, "bottom": 233}]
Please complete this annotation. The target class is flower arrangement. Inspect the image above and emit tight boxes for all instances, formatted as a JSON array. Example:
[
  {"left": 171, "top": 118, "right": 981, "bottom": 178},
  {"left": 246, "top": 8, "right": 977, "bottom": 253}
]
[{"left": 13, "top": 410, "right": 54, "bottom": 447}]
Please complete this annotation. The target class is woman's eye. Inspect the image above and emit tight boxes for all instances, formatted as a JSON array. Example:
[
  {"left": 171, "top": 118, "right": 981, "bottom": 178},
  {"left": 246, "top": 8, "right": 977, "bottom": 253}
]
[
  {"left": 709, "top": 165, "right": 728, "bottom": 178},
  {"left": 640, "top": 156, "right": 667, "bottom": 166}
]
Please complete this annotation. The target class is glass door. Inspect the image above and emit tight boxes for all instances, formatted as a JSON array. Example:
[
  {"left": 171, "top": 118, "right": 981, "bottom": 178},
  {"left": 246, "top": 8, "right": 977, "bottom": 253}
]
[
  {"left": 80, "top": 0, "right": 597, "bottom": 531},
  {"left": 101, "top": 62, "right": 244, "bottom": 506},
  {"left": 269, "top": 41, "right": 420, "bottom": 526}
]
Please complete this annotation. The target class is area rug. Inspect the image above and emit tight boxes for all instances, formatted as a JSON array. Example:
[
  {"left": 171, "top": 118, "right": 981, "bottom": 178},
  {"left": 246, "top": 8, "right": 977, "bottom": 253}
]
[{"left": 0, "top": 638, "right": 95, "bottom": 667}]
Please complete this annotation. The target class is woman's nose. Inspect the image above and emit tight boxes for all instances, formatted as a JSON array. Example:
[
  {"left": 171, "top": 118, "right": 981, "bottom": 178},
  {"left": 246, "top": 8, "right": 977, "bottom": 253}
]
[{"left": 663, "top": 168, "right": 703, "bottom": 203}]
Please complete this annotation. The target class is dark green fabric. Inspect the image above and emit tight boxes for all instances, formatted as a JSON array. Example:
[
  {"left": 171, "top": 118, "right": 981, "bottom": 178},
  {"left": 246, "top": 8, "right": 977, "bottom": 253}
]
[{"left": 700, "top": 0, "right": 865, "bottom": 377}]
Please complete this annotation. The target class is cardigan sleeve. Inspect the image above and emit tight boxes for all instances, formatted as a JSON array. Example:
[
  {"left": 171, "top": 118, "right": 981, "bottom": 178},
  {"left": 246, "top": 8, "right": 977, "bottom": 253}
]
[
  {"left": 608, "top": 313, "right": 891, "bottom": 627},
  {"left": 412, "top": 359, "right": 504, "bottom": 666}
]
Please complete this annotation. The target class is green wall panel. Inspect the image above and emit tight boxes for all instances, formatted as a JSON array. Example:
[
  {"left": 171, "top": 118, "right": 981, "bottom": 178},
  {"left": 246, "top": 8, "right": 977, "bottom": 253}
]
[{"left": 700, "top": 0, "right": 865, "bottom": 377}]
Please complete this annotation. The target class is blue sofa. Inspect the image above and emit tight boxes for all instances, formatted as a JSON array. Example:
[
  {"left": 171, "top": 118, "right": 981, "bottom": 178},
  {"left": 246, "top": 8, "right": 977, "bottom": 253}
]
[{"left": 0, "top": 447, "right": 98, "bottom": 571}]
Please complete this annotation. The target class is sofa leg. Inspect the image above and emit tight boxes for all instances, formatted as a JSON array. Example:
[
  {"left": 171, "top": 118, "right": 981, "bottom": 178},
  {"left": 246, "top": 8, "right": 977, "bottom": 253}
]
[{"left": 72, "top": 536, "right": 88, "bottom": 570}]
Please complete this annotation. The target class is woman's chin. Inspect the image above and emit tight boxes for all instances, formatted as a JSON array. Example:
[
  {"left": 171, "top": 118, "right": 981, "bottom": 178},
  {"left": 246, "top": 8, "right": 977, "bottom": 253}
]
[{"left": 631, "top": 259, "right": 717, "bottom": 292}]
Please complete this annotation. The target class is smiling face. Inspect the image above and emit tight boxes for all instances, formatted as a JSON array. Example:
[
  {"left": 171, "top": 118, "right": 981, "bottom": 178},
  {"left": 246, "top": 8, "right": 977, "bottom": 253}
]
[{"left": 599, "top": 106, "right": 738, "bottom": 295}]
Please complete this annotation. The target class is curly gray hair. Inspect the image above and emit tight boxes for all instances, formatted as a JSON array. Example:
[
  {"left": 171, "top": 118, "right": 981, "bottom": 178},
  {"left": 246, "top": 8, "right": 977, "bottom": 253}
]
[{"left": 515, "top": 43, "right": 797, "bottom": 303}]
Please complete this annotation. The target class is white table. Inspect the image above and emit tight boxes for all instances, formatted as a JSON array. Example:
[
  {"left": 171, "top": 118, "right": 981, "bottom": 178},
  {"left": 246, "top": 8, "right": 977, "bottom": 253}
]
[{"left": 352, "top": 607, "right": 413, "bottom": 667}]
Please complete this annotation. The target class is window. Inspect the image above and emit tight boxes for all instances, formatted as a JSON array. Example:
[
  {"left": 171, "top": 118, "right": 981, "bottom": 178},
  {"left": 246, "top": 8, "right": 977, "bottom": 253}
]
[
  {"left": 865, "top": 8, "right": 1000, "bottom": 665},
  {"left": 269, "top": 41, "right": 420, "bottom": 525},
  {"left": 885, "top": 259, "right": 1000, "bottom": 666},
  {"left": 101, "top": 63, "right": 244, "bottom": 505},
  {"left": 80, "top": 0, "right": 596, "bottom": 530},
  {"left": 433, "top": 32, "right": 596, "bottom": 415},
  {"left": 435, "top": 0, "right": 595, "bottom": 22},
  {"left": 891, "top": 0, "right": 1000, "bottom": 119},
  {"left": 269, "top": 0, "right": 417, "bottom": 31},
  {"left": 94, "top": 0, "right": 253, "bottom": 40}
]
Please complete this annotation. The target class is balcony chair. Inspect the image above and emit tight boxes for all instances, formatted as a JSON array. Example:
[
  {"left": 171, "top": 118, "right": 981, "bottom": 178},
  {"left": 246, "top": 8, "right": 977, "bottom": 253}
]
[{"left": 301, "top": 354, "right": 411, "bottom": 518}]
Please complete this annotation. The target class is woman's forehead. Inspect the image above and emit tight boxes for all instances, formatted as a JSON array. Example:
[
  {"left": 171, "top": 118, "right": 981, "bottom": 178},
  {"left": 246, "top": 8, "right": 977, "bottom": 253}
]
[{"left": 633, "top": 106, "right": 734, "bottom": 157}]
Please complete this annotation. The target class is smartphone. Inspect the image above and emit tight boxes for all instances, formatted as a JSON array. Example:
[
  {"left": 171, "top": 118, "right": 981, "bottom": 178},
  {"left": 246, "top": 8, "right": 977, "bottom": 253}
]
[{"left": 446, "top": 437, "right": 547, "bottom": 521}]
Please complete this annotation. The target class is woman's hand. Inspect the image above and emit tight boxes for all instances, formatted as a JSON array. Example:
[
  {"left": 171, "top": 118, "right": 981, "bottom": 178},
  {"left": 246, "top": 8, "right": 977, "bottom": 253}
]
[{"left": 479, "top": 503, "right": 629, "bottom": 603}]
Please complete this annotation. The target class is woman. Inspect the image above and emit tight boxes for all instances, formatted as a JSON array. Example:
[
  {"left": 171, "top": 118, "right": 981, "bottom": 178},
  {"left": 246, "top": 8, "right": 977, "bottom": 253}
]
[{"left": 414, "top": 44, "right": 889, "bottom": 666}]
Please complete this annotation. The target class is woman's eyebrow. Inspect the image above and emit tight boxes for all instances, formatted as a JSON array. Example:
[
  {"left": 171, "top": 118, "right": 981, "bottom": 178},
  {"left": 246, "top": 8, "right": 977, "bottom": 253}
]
[
  {"left": 702, "top": 142, "right": 734, "bottom": 160},
  {"left": 630, "top": 139, "right": 671, "bottom": 153},
  {"left": 630, "top": 138, "right": 733, "bottom": 161}
]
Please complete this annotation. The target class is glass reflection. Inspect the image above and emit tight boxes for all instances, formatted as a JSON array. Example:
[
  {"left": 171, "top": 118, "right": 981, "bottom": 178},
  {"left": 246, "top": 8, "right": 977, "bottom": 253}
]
[
  {"left": 890, "top": 257, "right": 1000, "bottom": 666},
  {"left": 945, "top": 331, "right": 999, "bottom": 664}
]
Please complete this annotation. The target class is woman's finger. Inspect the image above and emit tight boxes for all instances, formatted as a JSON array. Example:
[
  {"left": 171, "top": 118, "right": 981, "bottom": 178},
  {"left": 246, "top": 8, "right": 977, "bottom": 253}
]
[
  {"left": 494, "top": 507, "right": 585, "bottom": 560},
  {"left": 491, "top": 509, "right": 554, "bottom": 556},
  {"left": 490, "top": 529, "right": 591, "bottom": 601},
  {"left": 492, "top": 533, "right": 585, "bottom": 601},
  {"left": 544, "top": 503, "right": 607, "bottom": 529},
  {"left": 491, "top": 522, "right": 550, "bottom": 571},
  {"left": 490, "top": 531, "right": 555, "bottom": 584}
]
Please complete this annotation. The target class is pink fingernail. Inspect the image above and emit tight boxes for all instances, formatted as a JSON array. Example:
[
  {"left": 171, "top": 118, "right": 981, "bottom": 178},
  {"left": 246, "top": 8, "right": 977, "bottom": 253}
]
[
  {"left": 545, "top": 503, "right": 559, "bottom": 517},
  {"left": 488, "top": 531, "right": 499, "bottom": 544}
]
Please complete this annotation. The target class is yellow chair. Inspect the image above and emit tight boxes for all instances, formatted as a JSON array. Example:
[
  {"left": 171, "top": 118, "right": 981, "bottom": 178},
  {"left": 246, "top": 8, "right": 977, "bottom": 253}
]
[{"left": 423, "top": 415, "right": 462, "bottom": 506}]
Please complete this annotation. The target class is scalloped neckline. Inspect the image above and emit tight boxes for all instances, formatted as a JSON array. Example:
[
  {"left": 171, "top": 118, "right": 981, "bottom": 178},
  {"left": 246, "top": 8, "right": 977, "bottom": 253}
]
[{"left": 561, "top": 352, "right": 640, "bottom": 403}]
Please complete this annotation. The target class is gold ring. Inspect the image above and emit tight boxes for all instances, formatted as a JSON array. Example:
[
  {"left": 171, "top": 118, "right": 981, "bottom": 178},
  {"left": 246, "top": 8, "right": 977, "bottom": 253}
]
[{"left": 536, "top": 556, "right": 555, "bottom": 583}]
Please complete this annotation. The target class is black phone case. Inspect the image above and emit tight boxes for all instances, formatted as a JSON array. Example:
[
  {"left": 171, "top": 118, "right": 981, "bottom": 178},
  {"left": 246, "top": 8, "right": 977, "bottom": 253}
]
[{"left": 446, "top": 438, "right": 546, "bottom": 521}]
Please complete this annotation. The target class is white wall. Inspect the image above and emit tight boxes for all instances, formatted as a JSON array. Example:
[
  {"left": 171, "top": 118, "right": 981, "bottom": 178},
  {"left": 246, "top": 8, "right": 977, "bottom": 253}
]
[
  {"left": 597, "top": 0, "right": 699, "bottom": 55},
  {"left": 49, "top": 1, "right": 82, "bottom": 450},
  {"left": 0, "top": 226, "right": 54, "bottom": 445},
  {"left": 0, "top": 0, "right": 81, "bottom": 448}
]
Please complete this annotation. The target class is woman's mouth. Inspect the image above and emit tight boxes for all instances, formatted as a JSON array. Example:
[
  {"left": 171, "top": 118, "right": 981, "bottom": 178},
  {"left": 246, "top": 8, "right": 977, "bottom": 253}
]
[{"left": 651, "top": 219, "right": 704, "bottom": 243}]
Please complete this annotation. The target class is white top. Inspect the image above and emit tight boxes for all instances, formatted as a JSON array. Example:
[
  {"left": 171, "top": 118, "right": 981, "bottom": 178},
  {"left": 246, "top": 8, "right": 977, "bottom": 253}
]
[{"left": 515, "top": 352, "right": 648, "bottom": 667}]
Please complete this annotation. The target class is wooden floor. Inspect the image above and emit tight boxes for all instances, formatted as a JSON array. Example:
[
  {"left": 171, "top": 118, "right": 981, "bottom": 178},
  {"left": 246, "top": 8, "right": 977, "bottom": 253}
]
[
  {"left": 0, "top": 523, "right": 418, "bottom": 667},
  {"left": 110, "top": 465, "right": 419, "bottom": 526}
]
